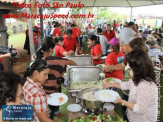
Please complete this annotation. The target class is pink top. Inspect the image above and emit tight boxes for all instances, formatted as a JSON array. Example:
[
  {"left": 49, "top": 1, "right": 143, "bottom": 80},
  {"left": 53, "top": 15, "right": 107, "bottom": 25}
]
[{"left": 121, "top": 79, "right": 158, "bottom": 122}]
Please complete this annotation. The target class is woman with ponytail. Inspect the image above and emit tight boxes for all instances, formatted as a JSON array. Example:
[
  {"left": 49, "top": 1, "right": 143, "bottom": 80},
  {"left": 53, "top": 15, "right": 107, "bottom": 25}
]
[
  {"left": 54, "top": 36, "right": 74, "bottom": 58},
  {"left": 22, "top": 59, "right": 53, "bottom": 122},
  {"left": 105, "top": 37, "right": 124, "bottom": 81},
  {"left": 88, "top": 35, "right": 102, "bottom": 65},
  {"left": 36, "top": 36, "right": 77, "bottom": 119}
]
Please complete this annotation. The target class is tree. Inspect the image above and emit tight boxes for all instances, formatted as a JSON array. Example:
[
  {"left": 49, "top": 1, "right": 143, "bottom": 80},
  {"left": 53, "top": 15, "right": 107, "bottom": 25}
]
[{"left": 94, "top": 8, "right": 129, "bottom": 25}]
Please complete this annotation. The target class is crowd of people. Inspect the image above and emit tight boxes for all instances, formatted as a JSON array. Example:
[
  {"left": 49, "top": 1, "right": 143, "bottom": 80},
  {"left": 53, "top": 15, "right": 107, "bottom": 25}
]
[{"left": 0, "top": 18, "right": 162, "bottom": 122}]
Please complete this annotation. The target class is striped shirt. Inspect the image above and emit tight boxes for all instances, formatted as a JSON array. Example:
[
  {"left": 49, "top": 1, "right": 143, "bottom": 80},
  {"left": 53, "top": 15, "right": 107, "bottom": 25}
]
[
  {"left": 22, "top": 77, "right": 50, "bottom": 122},
  {"left": 42, "top": 56, "right": 67, "bottom": 94}
]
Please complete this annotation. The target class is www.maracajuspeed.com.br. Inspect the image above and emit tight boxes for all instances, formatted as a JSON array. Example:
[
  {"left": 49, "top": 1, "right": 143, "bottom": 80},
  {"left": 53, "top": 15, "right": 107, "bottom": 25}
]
[{"left": 3, "top": 12, "right": 87, "bottom": 19}]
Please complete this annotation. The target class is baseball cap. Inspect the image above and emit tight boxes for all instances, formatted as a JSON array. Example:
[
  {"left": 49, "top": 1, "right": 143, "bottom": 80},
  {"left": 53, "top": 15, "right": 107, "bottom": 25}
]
[
  {"left": 150, "top": 40, "right": 157, "bottom": 46},
  {"left": 109, "top": 37, "right": 120, "bottom": 46}
]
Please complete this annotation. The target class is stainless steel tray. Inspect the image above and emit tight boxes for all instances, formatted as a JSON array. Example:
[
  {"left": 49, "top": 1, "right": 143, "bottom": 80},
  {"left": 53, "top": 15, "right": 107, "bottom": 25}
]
[
  {"left": 68, "top": 55, "right": 93, "bottom": 66},
  {"left": 67, "top": 66, "right": 102, "bottom": 92}
]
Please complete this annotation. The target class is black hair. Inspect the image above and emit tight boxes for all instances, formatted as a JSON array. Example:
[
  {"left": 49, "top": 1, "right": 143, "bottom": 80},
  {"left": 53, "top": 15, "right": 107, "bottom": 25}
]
[
  {"left": 129, "top": 38, "right": 148, "bottom": 53},
  {"left": 111, "top": 44, "right": 120, "bottom": 55},
  {"left": 158, "top": 33, "right": 163, "bottom": 38},
  {"left": 54, "top": 22, "right": 60, "bottom": 28},
  {"left": 89, "top": 35, "right": 100, "bottom": 45},
  {"left": 159, "top": 28, "right": 162, "bottom": 33},
  {"left": 107, "top": 24, "right": 111, "bottom": 26},
  {"left": 97, "top": 28, "right": 102, "bottom": 33},
  {"left": 52, "top": 21, "right": 56, "bottom": 25},
  {"left": 139, "top": 30, "right": 143, "bottom": 33},
  {"left": 36, "top": 36, "right": 55, "bottom": 59},
  {"left": 0, "top": 71, "right": 22, "bottom": 109},
  {"left": 65, "top": 29, "right": 73, "bottom": 34},
  {"left": 125, "top": 49, "right": 156, "bottom": 86},
  {"left": 23, "top": 59, "right": 50, "bottom": 84},
  {"left": 71, "top": 24, "right": 76, "bottom": 27},
  {"left": 54, "top": 36, "right": 64, "bottom": 44},
  {"left": 128, "top": 22, "right": 135, "bottom": 26}
]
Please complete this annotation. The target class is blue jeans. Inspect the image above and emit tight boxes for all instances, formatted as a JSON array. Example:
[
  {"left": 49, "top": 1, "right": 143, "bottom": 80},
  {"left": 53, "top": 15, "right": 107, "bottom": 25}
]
[{"left": 106, "top": 44, "right": 110, "bottom": 55}]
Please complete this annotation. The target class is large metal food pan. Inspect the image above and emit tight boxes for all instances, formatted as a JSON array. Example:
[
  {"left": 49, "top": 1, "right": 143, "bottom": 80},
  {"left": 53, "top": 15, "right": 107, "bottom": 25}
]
[
  {"left": 67, "top": 66, "right": 102, "bottom": 92},
  {"left": 68, "top": 55, "right": 93, "bottom": 66}
]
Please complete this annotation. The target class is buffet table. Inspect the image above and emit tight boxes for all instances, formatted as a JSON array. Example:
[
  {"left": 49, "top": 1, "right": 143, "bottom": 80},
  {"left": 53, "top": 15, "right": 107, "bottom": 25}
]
[{"left": 67, "top": 92, "right": 116, "bottom": 120}]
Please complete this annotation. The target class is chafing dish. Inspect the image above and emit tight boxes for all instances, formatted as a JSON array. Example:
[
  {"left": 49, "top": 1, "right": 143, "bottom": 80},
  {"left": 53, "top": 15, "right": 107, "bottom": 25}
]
[
  {"left": 68, "top": 55, "right": 93, "bottom": 66},
  {"left": 67, "top": 66, "right": 102, "bottom": 92}
]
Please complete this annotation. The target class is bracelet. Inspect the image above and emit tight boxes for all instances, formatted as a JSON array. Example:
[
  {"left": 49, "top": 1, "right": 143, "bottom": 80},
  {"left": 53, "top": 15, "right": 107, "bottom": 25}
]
[{"left": 121, "top": 100, "right": 126, "bottom": 106}]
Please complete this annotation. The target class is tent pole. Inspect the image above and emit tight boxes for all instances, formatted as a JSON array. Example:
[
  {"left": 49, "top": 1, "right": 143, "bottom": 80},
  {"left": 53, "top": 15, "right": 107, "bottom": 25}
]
[
  {"left": 130, "top": 7, "right": 133, "bottom": 22},
  {"left": 39, "top": 8, "right": 43, "bottom": 41},
  {"left": 27, "top": 0, "right": 35, "bottom": 56},
  {"left": 38, "top": 0, "right": 44, "bottom": 41}
]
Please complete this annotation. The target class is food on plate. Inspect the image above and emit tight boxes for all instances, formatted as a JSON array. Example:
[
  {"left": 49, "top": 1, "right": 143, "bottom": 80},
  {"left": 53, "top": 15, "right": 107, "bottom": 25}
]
[
  {"left": 70, "top": 81, "right": 103, "bottom": 90},
  {"left": 82, "top": 91, "right": 97, "bottom": 101},
  {"left": 104, "top": 77, "right": 116, "bottom": 83},
  {"left": 68, "top": 114, "right": 126, "bottom": 122},
  {"left": 59, "top": 97, "right": 64, "bottom": 103},
  {"left": 99, "top": 91, "right": 109, "bottom": 99}
]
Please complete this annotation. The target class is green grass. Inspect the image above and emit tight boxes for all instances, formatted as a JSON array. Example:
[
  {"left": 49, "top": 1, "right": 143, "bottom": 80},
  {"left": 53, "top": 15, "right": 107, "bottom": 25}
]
[
  {"left": 6, "top": 22, "right": 27, "bottom": 36},
  {"left": 54, "top": 85, "right": 68, "bottom": 122},
  {"left": 8, "top": 33, "right": 26, "bottom": 49}
]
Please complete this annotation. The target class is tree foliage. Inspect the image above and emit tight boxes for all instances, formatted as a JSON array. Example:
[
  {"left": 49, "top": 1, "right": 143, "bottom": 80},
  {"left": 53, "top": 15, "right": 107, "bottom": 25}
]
[{"left": 94, "top": 8, "right": 129, "bottom": 24}]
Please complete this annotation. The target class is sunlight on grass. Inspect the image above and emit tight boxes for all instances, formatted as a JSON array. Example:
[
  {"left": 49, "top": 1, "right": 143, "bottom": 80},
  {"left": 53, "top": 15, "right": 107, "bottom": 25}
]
[
  {"left": 8, "top": 33, "right": 26, "bottom": 49},
  {"left": 54, "top": 85, "right": 68, "bottom": 122}
]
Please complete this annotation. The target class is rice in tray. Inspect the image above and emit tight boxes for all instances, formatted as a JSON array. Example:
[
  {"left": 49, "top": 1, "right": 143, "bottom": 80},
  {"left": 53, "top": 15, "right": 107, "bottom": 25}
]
[{"left": 70, "top": 81, "right": 103, "bottom": 90}]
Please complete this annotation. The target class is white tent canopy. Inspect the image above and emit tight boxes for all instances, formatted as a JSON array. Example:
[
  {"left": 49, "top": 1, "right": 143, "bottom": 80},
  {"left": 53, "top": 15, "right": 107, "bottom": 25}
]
[{"left": 48, "top": 0, "right": 163, "bottom": 7}]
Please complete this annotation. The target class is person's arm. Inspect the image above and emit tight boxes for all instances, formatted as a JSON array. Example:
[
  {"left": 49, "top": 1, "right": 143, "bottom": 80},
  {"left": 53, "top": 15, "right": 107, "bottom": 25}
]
[
  {"left": 93, "top": 44, "right": 102, "bottom": 59},
  {"left": 36, "top": 112, "right": 53, "bottom": 122},
  {"left": 62, "top": 50, "right": 74, "bottom": 57},
  {"left": 132, "top": 27, "right": 138, "bottom": 37},
  {"left": 93, "top": 54, "right": 101, "bottom": 59},
  {"left": 114, "top": 82, "right": 157, "bottom": 114},
  {"left": 0, "top": 53, "right": 11, "bottom": 58},
  {"left": 104, "top": 36, "right": 109, "bottom": 45},
  {"left": 66, "top": 59, "right": 77, "bottom": 66},
  {"left": 75, "top": 45, "right": 83, "bottom": 55},
  {"left": 103, "top": 63, "right": 125, "bottom": 72},
  {"left": 59, "top": 46, "right": 74, "bottom": 57},
  {"left": 33, "top": 96, "right": 53, "bottom": 122},
  {"left": 103, "top": 79, "right": 132, "bottom": 90},
  {"left": 103, "top": 82, "right": 121, "bottom": 89},
  {"left": 114, "top": 97, "right": 135, "bottom": 111}
]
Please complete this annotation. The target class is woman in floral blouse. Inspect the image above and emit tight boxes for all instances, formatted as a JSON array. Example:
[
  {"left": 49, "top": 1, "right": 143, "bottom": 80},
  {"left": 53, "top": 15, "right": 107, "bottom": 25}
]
[{"left": 104, "top": 49, "right": 158, "bottom": 122}]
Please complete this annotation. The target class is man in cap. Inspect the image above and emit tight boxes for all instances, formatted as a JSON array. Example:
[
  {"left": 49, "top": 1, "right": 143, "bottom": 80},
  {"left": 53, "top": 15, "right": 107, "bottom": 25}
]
[{"left": 120, "top": 22, "right": 138, "bottom": 54}]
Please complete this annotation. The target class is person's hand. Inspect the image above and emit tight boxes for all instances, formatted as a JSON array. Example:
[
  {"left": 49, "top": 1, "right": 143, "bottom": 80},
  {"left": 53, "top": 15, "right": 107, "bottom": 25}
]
[
  {"left": 103, "top": 65, "right": 113, "bottom": 72},
  {"left": 79, "top": 49, "right": 83, "bottom": 55},
  {"left": 103, "top": 80, "right": 113, "bottom": 89},
  {"left": 114, "top": 97, "right": 123, "bottom": 104},
  {"left": 69, "top": 50, "right": 74, "bottom": 55},
  {"left": 5, "top": 53, "right": 11, "bottom": 57}
]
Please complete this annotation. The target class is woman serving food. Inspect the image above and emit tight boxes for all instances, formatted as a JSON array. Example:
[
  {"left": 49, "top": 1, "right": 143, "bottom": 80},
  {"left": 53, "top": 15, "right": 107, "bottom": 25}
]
[{"left": 103, "top": 49, "right": 158, "bottom": 122}]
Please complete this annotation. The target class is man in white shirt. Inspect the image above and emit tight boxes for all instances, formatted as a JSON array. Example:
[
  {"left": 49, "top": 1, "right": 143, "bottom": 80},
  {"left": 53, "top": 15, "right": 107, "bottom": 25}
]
[
  {"left": 148, "top": 40, "right": 163, "bottom": 58},
  {"left": 96, "top": 28, "right": 109, "bottom": 56},
  {"left": 120, "top": 22, "right": 137, "bottom": 54},
  {"left": 49, "top": 21, "right": 57, "bottom": 37}
]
